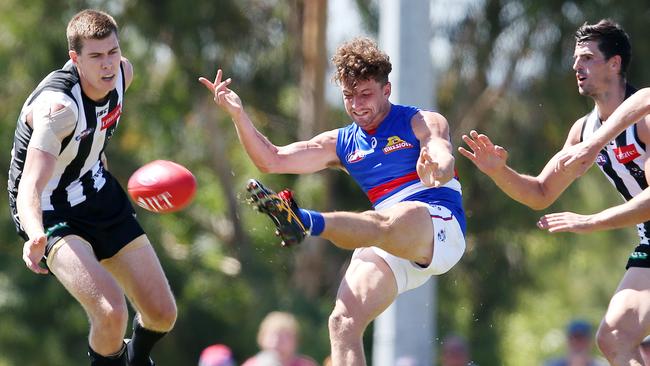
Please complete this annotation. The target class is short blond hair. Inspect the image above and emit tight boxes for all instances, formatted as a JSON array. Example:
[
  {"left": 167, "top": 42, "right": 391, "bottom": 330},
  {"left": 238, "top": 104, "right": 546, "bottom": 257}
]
[
  {"left": 66, "top": 9, "right": 118, "bottom": 53},
  {"left": 257, "top": 311, "right": 299, "bottom": 346}
]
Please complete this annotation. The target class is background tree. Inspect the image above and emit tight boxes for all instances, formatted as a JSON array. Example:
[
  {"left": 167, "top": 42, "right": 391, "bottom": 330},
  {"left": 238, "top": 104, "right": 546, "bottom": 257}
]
[{"left": 1, "top": 1, "right": 649, "bottom": 365}]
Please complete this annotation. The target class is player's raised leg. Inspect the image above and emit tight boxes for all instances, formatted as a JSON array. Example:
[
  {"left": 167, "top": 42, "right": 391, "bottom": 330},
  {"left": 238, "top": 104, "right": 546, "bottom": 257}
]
[
  {"left": 320, "top": 202, "right": 434, "bottom": 265},
  {"left": 247, "top": 179, "right": 435, "bottom": 264}
]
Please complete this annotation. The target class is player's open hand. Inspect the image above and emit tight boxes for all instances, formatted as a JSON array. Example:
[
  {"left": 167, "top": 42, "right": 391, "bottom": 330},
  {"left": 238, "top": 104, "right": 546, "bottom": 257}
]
[
  {"left": 22, "top": 234, "right": 48, "bottom": 275},
  {"left": 555, "top": 141, "right": 597, "bottom": 175},
  {"left": 417, "top": 147, "right": 451, "bottom": 187},
  {"left": 198, "top": 69, "right": 244, "bottom": 118},
  {"left": 458, "top": 130, "right": 508, "bottom": 176},
  {"left": 537, "top": 212, "right": 594, "bottom": 233}
]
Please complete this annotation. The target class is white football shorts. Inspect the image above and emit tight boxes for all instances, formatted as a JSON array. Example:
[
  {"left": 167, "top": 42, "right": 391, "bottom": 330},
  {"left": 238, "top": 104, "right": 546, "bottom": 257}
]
[{"left": 353, "top": 204, "right": 466, "bottom": 294}]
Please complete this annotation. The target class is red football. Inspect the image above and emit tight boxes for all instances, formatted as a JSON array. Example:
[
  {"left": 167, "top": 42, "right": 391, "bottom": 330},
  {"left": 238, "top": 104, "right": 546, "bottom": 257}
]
[{"left": 127, "top": 160, "right": 197, "bottom": 213}]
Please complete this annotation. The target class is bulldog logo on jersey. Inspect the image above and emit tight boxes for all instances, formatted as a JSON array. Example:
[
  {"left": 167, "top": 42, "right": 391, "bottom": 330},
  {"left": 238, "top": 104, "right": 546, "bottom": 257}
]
[
  {"left": 382, "top": 136, "right": 413, "bottom": 154},
  {"left": 613, "top": 144, "right": 641, "bottom": 164}
]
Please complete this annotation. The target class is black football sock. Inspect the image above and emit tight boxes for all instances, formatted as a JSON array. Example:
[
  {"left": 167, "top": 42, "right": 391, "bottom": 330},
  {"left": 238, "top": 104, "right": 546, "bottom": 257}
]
[
  {"left": 88, "top": 343, "right": 127, "bottom": 366},
  {"left": 127, "top": 314, "right": 167, "bottom": 366}
]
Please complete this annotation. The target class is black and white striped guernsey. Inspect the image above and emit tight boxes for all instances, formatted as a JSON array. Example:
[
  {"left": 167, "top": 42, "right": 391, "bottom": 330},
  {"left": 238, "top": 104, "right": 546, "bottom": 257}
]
[
  {"left": 8, "top": 61, "right": 124, "bottom": 212},
  {"left": 580, "top": 86, "right": 650, "bottom": 244}
]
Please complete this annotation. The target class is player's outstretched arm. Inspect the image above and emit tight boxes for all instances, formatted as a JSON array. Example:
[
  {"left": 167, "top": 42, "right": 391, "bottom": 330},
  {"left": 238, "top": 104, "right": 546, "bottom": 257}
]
[
  {"left": 540, "top": 113, "right": 650, "bottom": 233},
  {"left": 538, "top": 188, "right": 650, "bottom": 234},
  {"left": 459, "top": 128, "right": 583, "bottom": 210},
  {"left": 557, "top": 87, "right": 650, "bottom": 171},
  {"left": 198, "top": 69, "right": 339, "bottom": 174},
  {"left": 198, "top": 69, "right": 244, "bottom": 119}
]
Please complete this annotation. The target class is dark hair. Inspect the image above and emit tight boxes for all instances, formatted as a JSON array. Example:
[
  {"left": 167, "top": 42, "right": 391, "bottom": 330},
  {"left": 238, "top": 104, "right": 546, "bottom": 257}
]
[
  {"left": 331, "top": 37, "right": 392, "bottom": 88},
  {"left": 66, "top": 9, "right": 118, "bottom": 53},
  {"left": 575, "top": 19, "right": 631, "bottom": 76}
]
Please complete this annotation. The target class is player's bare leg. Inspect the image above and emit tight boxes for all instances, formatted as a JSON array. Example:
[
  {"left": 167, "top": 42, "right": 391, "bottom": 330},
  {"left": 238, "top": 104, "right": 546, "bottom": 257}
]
[
  {"left": 321, "top": 202, "right": 434, "bottom": 265},
  {"left": 246, "top": 179, "right": 436, "bottom": 264},
  {"left": 102, "top": 235, "right": 176, "bottom": 331},
  {"left": 596, "top": 267, "right": 650, "bottom": 365},
  {"left": 102, "top": 235, "right": 176, "bottom": 366},
  {"left": 47, "top": 235, "right": 128, "bottom": 356},
  {"left": 329, "top": 248, "right": 398, "bottom": 366}
]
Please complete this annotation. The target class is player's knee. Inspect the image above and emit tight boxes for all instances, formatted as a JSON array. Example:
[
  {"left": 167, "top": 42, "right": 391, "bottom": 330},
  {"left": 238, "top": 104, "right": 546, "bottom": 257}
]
[
  {"left": 91, "top": 299, "right": 129, "bottom": 336},
  {"left": 141, "top": 298, "right": 177, "bottom": 331},
  {"left": 595, "top": 325, "right": 615, "bottom": 357},
  {"left": 596, "top": 318, "right": 642, "bottom": 358},
  {"left": 328, "top": 309, "right": 364, "bottom": 340},
  {"left": 366, "top": 211, "right": 397, "bottom": 239}
]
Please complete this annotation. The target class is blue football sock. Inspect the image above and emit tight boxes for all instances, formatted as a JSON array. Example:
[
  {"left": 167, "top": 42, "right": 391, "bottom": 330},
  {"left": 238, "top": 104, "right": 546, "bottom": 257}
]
[{"left": 298, "top": 208, "right": 325, "bottom": 236}]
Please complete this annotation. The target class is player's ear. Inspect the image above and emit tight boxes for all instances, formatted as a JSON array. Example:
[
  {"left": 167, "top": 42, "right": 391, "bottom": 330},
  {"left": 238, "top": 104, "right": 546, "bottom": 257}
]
[
  {"left": 384, "top": 81, "right": 391, "bottom": 98},
  {"left": 609, "top": 54, "right": 622, "bottom": 74},
  {"left": 69, "top": 50, "right": 78, "bottom": 64}
]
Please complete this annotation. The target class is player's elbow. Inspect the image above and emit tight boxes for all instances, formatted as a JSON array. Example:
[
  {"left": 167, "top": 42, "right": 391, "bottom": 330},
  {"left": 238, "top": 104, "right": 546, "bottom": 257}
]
[
  {"left": 528, "top": 200, "right": 552, "bottom": 211},
  {"left": 639, "top": 88, "right": 650, "bottom": 109},
  {"left": 254, "top": 157, "right": 284, "bottom": 174},
  {"left": 256, "top": 163, "right": 274, "bottom": 174},
  {"left": 526, "top": 188, "right": 555, "bottom": 210}
]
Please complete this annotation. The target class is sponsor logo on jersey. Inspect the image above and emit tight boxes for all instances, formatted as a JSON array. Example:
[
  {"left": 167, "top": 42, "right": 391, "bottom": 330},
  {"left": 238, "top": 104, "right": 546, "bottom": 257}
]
[
  {"left": 382, "top": 136, "right": 413, "bottom": 154},
  {"left": 613, "top": 144, "right": 641, "bottom": 164},
  {"left": 96, "top": 105, "right": 109, "bottom": 118},
  {"left": 75, "top": 127, "right": 95, "bottom": 141},
  {"left": 101, "top": 103, "right": 122, "bottom": 130},
  {"left": 346, "top": 149, "right": 373, "bottom": 163},
  {"left": 596, "top": 153, "right": 608, "bottom": 166}
]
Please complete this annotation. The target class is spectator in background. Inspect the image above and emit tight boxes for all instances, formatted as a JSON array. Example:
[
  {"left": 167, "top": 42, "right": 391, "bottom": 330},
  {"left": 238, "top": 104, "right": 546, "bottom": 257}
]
[
  {"left": 543, "top": 319, "right": 607, "bottom": 366},
  {"left": 640, "top": 335, "right": 650, "bottom": 366},
  {"left": 322, "top": 355, "right": 332, "bottom": 366},
  {"left": 199, "top": 344, "right": 236, "bottom": 366},
  {"left": 440, "top": 335, "right": 476, "bottom": 366},
  {"left": 395, "top": 355, "right": 418, "bottom": 366},
  {"left": 242, "top": 311, "right": 317, "bottom": 366}
]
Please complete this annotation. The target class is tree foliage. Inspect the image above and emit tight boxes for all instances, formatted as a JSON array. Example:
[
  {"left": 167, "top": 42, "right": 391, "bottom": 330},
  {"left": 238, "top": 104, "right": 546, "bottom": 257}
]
[{"left": 1, "top": 0, "right": 649, "bottom": 365}]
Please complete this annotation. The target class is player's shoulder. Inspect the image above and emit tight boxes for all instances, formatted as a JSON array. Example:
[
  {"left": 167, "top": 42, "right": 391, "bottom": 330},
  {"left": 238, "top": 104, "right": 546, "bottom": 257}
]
[
  {"left": 566, "top": 114, "right": 589, "bottom": 142},
  {"left": 121, "top": 57, "right": 134, "bottom": 89},
  {"left": 572, "top": 114, "right": 589, "bottom": 131},
  {"left": 31, "top": 90, "right": 78, "bottom": 114},
  {"left": 634, "top": 109, "right": 650, "bottom": 146},
  {"left": 411, "top": 109, "right": 449, "bottom": 135}
]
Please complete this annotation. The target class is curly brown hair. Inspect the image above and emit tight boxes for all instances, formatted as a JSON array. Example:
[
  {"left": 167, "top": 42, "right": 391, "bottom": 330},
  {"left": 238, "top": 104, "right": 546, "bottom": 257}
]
[{"left": 331, "top": 37, "right": 392, "bottom": 88}]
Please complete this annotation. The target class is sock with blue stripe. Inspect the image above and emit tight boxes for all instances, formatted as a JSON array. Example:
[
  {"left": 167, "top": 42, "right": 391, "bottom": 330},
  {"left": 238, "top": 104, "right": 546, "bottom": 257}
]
[{"left": 298, "top": 208, "right": 325, "bottom": 236}]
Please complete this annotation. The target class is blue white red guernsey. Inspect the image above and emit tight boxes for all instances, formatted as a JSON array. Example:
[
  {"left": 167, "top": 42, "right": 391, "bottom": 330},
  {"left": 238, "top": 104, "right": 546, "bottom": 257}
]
[{"left": 336, "top": 104, "right": 466, "bottom": 233}]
